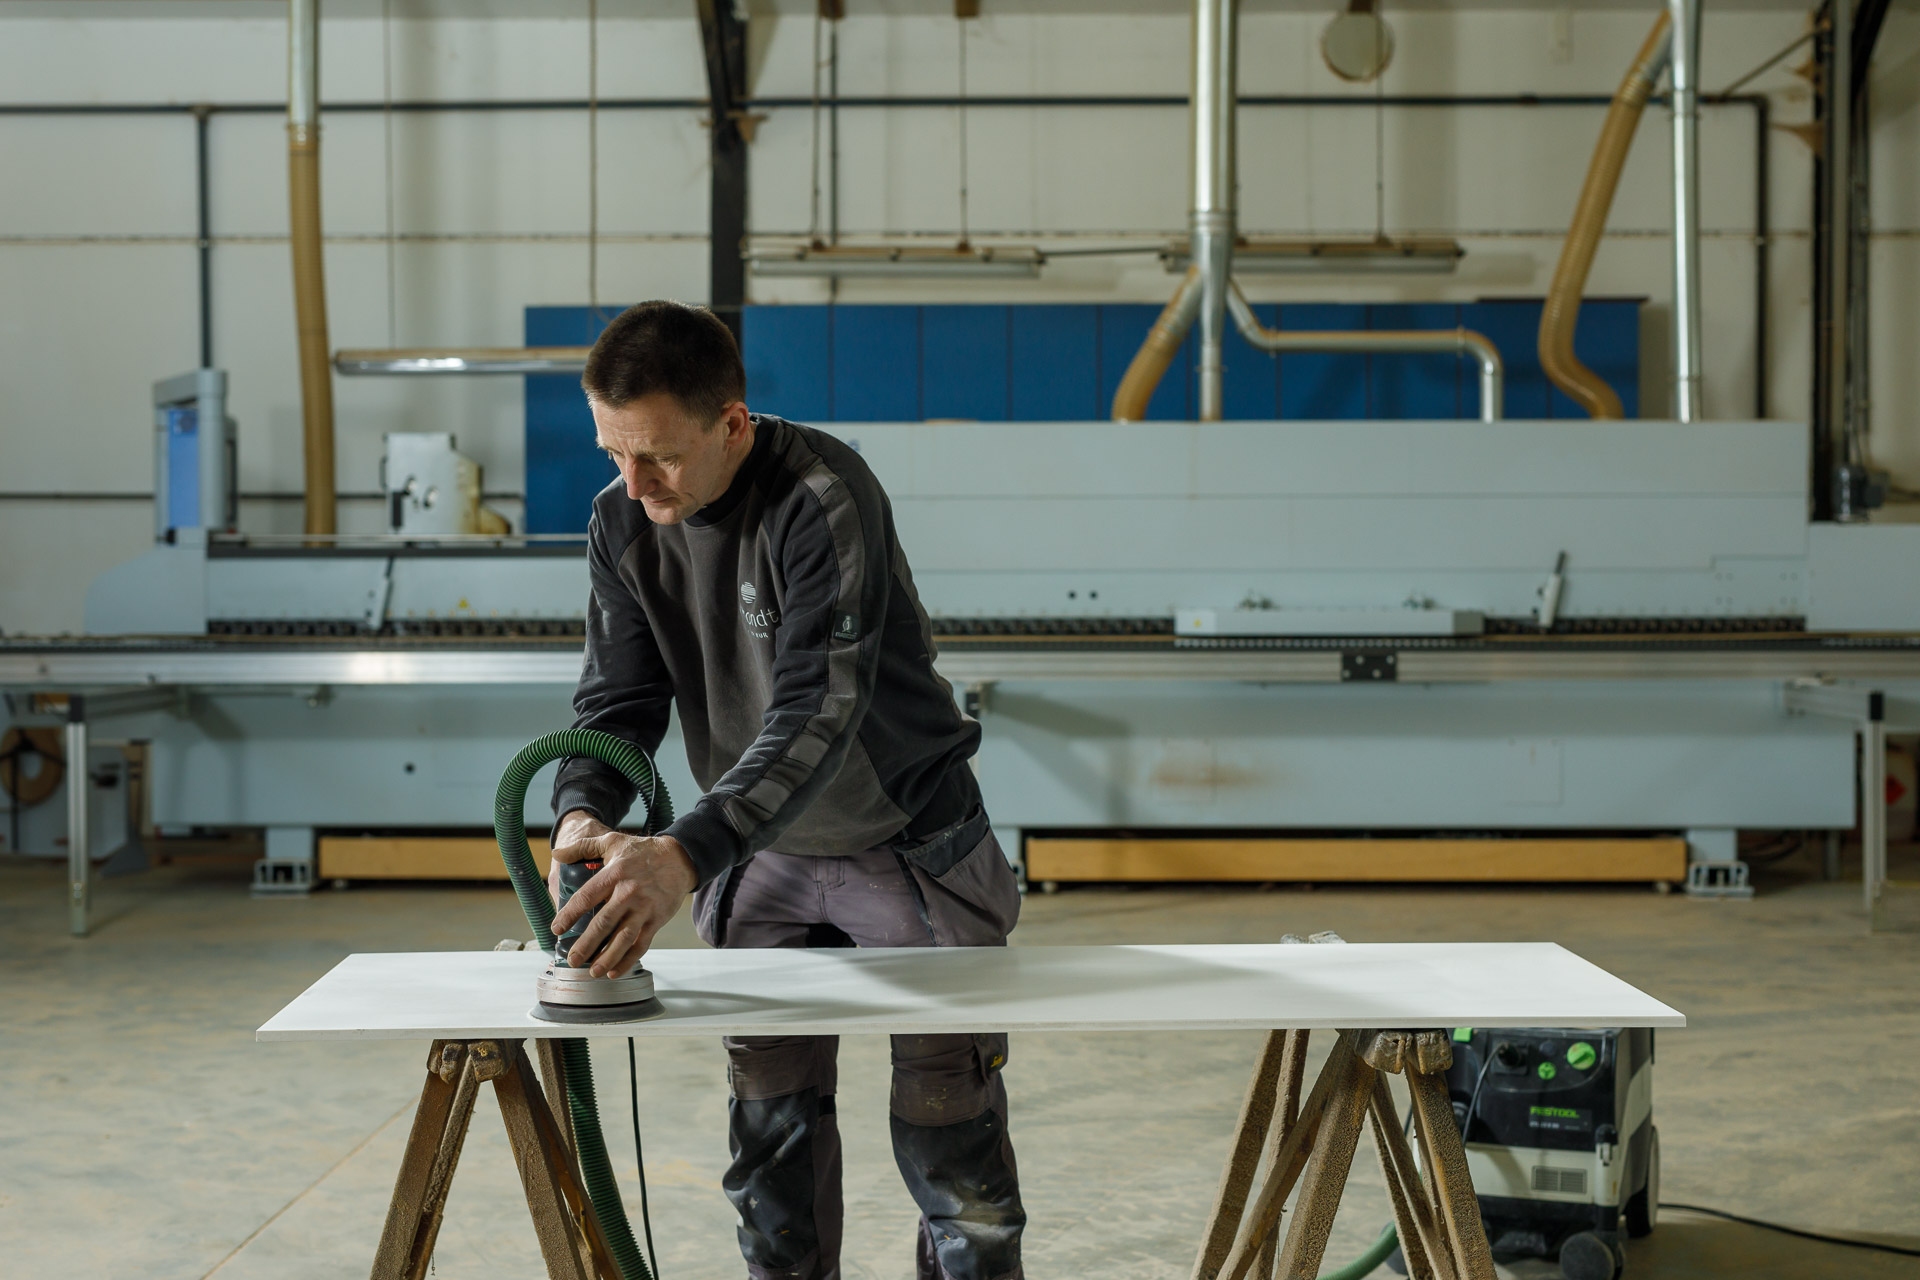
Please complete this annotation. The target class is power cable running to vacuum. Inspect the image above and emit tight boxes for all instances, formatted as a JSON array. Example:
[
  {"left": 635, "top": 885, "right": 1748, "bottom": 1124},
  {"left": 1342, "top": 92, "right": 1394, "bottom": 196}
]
[
  {"left": 1659, "top": 1203, "right": 1920, "bottom": 1257},
  {"left": 630, "top": 1039, "right": 661, "bottom": 1277}
]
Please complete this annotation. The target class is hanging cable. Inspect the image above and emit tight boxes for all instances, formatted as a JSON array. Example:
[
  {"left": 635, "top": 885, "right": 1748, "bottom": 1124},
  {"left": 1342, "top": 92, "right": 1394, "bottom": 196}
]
[
  {"left": 808, "top": 8, "right": 825, "bottom": 246},
  {"left": 1372, "top": 21, "right": 1385, "bottom": 242},
  {"left": 588, "top": 0, "right": 603, "bottom": 321},
  {"left": 382, "top": 0, "right": 397, "bottom": 347},
  {"left": 956, "top": 15, "right": 970, "bottom": 247}
]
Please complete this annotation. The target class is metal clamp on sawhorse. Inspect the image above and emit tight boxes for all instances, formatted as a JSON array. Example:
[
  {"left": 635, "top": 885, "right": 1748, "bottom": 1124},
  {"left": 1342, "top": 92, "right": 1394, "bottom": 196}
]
[
  {"left": 1192, "top": 1027, "right": 1495, "bottom": 1280},
  {"left": 373, "top": 1038, "right": 619, "bottom": 1280}
]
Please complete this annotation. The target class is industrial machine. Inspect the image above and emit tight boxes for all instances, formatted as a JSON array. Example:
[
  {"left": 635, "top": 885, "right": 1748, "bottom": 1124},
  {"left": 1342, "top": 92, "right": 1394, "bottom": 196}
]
[
  {"left": 153, "top": 369, "right": 236, "bottom": 544},
  {"left": 383, "top": 432, "right": 510, "bottom": 538},
  {"left": 1435, "top": 1027, "right": 1656, "bottom": 1280},
  {"left": 15, "top": 413, "right": 1920, "bottom": 923}
]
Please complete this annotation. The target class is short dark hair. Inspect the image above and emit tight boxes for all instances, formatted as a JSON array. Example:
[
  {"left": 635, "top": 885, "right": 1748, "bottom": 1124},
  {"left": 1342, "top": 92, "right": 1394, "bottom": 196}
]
[{"left": 581, "top": 300, "right": 745, "bottom": 425}]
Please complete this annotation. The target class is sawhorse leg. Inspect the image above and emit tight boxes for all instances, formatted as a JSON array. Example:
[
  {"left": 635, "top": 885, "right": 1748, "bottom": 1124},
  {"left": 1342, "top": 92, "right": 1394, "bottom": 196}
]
[
  {"left": 1192, "top": 1029, "right": 1495, "bottom": 1280},
  {"left": 371, "top": 1038, "right": 621, "bottom": 1280}
]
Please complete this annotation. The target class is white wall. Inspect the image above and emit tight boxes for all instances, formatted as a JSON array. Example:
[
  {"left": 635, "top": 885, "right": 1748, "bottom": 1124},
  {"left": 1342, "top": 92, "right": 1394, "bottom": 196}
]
[{"left": 1, "top": 3, "right": 1916, "bottom": 633}]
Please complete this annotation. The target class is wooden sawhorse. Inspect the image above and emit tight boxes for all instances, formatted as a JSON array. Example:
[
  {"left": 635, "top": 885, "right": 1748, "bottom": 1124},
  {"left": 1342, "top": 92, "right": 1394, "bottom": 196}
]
[
  {"left": 1193, "top": 1028, "right": 1496, "bottom": 1280},
  {"left": 370, "top": 1027, "right": 1488, "bottom": 1280},
  {"left": 372, "top": 1038, "right": 623, "bottom": 1280}
]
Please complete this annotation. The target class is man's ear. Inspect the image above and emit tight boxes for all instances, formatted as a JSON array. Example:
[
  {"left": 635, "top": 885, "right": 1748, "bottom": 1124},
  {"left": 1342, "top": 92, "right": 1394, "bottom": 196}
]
[{"left": 721, "top": 401, "right": 752, "bottom": 444}]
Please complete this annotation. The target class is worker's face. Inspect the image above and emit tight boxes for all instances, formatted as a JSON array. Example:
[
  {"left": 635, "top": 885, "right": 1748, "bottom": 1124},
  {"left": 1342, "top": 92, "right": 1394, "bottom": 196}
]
[{"left": 590, "top": 393, "right": 752, "bottom": 525}]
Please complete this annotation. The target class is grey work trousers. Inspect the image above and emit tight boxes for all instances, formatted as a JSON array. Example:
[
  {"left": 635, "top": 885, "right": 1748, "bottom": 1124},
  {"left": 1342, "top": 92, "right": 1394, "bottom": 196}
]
[{"left": 692, "top": 833, "right": 1025, "bottom": 1280}]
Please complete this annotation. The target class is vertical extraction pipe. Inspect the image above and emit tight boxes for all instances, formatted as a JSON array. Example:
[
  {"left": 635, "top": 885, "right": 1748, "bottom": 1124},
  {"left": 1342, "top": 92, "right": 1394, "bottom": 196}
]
[
  {"left": 288, "top": 0, "right": 337, "bottom": 535},
  {"left": 1827, "top": 0, "right": 1861, "bottom": 517},
  {"left": 1667, "top": 0, "right": 1703, "bottom": 422},
  {"left": 1190, "top": 0, "right": 1237, "bottom": 421}
]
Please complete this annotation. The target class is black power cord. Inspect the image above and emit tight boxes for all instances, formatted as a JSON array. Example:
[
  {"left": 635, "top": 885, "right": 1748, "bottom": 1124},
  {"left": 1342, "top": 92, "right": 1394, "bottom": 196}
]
[
  {"left": 628, "top": 1039, "right": 660, "bottom": 1277},
  {"left": 1661, "top": 1203, "right": 1920, "bottom": 1258}
]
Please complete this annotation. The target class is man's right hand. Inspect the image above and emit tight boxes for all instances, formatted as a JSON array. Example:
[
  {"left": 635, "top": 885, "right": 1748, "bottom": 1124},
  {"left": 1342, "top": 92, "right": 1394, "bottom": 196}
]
[{"left": 547, "top": 810, "right": 698, "bottom": 977}]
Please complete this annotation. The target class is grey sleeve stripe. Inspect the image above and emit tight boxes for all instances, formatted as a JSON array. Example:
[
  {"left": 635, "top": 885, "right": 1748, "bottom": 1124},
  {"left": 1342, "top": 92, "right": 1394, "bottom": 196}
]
[{"left": 723, "top": 454, "right": 881, "bottom": 845}]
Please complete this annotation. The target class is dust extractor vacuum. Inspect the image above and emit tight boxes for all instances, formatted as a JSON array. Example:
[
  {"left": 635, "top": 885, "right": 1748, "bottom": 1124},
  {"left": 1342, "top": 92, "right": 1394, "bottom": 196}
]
[
  {"left": 494, "top": 729, "right": 677, "bottom": 1280},
  {"left": 1386, "top": 1027, "right": 1657, "bottom": 1280}
]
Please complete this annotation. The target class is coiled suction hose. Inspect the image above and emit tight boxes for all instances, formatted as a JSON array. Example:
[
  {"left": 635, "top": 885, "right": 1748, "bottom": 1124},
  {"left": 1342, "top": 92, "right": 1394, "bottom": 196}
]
[{"left": 496, "top": 729, "right": 673, "bottom": 1280}]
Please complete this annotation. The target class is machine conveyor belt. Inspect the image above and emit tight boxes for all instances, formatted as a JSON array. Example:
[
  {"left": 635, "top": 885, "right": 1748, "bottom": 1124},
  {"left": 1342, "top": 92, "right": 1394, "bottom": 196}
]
[{"left": 7, "top": 633, "right": 1920, "bottom": 690}]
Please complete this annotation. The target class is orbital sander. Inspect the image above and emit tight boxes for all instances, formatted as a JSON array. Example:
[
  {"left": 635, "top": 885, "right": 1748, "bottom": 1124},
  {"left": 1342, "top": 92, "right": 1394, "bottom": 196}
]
[
  {"left": 531, "top": 853, "right": 666, "bottom": 1024},
  {"left": 493, "top": 728, "right": 676, "bottom": 1280}
]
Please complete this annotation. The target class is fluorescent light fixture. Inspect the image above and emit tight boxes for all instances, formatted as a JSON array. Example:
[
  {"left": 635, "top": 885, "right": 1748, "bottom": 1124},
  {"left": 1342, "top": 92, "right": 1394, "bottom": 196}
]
[
  {"left": 1162, "top": 235, "right": 1463, "bottom": 275},
  {"left": 334, "top": 348, "right": 590, "bottom": 375},
  {"left": 747, "top": 242, "right": 1044, "bottom": 279}
]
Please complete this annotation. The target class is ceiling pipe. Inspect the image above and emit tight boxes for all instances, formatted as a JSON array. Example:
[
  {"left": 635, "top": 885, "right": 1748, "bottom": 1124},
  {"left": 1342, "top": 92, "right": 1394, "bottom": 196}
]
[
  {"left": 1667, "top": 0, "right": 1703, "bottom": 422},
  {"left": 288, "top": 0, "right": 336, "bottom": 535},
  {"left": 334, "top": 348, "right": 593, "bottom": 375},
  {"left": 1191, "top": 0, "right": 1237, "bottom": 422},
  {"left": 1228, "top": 286, "right": 1505, "bottom": 423},
  {"left": 1539, "top": 11, "right": 1671, "bottom": 419},
  {"left": 1111, "top": 0, "right": 1511, "bottom": 424}
]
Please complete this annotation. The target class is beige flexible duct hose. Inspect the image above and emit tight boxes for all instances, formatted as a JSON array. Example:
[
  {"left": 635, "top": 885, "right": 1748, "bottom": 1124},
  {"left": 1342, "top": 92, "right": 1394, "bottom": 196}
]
[
  {"left": 1112, "top": 267, "right": 1203, "bottom": 421},
  {"left": 1539, "top": 12, "right": 1671, "bottom": 420},
  {"left": 289, "top": 128, "right": 337, "bottom": 535}
]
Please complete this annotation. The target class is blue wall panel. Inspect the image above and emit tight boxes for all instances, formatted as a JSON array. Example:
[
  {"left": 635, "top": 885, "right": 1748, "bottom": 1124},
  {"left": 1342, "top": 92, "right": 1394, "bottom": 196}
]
[
  {"left": 524, "top": 305, "right": 622, "bottom": 535},
  {"left": 1011, "top": 305, "right": 1100, "bottom": 420},
  {"left": 831, "top": 306, "right": 922, "bottom": 421},
  {"left": 922, "top": 306, "right": 1010, "bottom": 421},
  {"left": 529, "top": 298, "right": 1643, "bottom": 532},
  {"left": 741, "top": 305, "right": 832, "bottom": 423},
  {"left": 1369, "top": 303, "right": 1463, "bottom": 420},
  {"left": 1278, "top": 303, "right": 1368, "bottom": 420}
]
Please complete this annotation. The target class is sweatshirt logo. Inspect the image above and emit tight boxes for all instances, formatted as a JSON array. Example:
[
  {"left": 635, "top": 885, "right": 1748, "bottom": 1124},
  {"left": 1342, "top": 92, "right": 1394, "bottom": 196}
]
[{"left": 740, "top": 580, "right": 779, "bottom": 639}]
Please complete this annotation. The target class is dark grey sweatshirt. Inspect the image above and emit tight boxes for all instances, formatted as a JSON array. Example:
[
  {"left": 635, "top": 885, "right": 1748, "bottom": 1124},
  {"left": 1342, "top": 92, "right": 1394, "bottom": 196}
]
[{"left": 551, "top": 414, "right": 982, "bottom": 887}]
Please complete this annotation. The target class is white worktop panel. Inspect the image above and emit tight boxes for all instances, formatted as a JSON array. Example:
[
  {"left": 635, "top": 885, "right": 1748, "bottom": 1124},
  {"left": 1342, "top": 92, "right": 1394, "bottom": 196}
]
[{"left": 256, "top": 943, "right": 1683, "bottom": 1042}]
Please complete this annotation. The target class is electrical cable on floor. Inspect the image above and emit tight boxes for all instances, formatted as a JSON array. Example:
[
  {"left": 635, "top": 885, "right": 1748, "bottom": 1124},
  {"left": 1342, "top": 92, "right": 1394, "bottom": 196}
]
[
  {"left": 1660, "top": 1203, "right": 1920, "bottom": 1257},
  {"left": 629, "top": 1038, "right": 660, "bottom": 1277}
]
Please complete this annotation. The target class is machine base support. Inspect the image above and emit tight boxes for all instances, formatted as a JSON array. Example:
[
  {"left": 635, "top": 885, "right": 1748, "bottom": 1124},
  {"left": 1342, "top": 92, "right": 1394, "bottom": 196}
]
[
  {"left": 371, "top": 1038, "right": 619, "bottom": 1280},
  {"left": 255, "top": 825, "right": 316, "bottom": 897},
  {"left": 1682, "top": 828, "right": 1752, "bottom": 900}
]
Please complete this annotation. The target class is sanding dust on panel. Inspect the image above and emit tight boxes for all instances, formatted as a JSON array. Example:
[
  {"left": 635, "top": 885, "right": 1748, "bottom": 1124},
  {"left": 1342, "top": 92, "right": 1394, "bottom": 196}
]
[
  {"left": 1025, "top": 837, "right": 1688, "bottom": 884},
  {"left": 318, "top": 836, "right": 551, "bottom": 881}
]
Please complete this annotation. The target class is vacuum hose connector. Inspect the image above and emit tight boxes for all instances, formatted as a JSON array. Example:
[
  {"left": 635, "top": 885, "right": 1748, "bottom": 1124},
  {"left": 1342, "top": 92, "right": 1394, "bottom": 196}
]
[{"left": 495, "top": 729, "right": 674, "bottom": 1280}]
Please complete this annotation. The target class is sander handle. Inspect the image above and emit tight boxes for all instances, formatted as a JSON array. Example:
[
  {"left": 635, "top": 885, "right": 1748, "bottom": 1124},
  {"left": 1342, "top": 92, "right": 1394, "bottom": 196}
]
[{"left": 552, "top": 857, "right": 605, "bottom": 966}]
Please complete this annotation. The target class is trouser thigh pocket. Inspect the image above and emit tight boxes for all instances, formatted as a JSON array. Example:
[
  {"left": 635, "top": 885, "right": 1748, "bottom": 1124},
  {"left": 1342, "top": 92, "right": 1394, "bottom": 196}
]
[{"left": 908, "top": 830, "right": 1020, "bottom": 946}]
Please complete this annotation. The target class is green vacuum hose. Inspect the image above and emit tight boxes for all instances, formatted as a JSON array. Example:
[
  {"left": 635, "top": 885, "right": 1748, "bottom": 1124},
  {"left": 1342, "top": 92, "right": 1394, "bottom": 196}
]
[
  {"left": 496, "top": 729, "right": 674, "bottom": 1280},
  {"left": 1321, "top": 1223, "right": 1398, "bottom": 1279}
]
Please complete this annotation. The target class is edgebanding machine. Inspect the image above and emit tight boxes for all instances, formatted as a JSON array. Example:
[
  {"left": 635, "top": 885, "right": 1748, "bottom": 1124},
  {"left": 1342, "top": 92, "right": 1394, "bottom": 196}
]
[{"left": 9, "top": 417, "right": 1920, "bottom": 931}]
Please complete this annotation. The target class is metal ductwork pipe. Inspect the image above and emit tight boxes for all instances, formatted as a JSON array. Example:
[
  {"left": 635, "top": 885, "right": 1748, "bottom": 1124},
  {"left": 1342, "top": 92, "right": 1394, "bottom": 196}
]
[
  {"left": 1227, "top": 286, "right": 1506, "bottom": 423},
  {"left": 1191, "top": 0, "right": 1237, "bottom": 422},
  {"left": 1667, "top": 0, "right": 1703, "bottom": 422},
  {"left": 334, "top": 348, "right": 594, "bottom": 376},
  {"left": 1540, "top": 12, "right": 1670, "bottom": 419},
  {"left": 289, "top": 0, "right": 336, "bottom": 535}
]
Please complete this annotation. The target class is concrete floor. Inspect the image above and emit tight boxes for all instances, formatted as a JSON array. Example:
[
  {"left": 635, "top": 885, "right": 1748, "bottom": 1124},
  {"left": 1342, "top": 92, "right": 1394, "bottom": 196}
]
[{"left": 3, "top": 849, "right": 1917, "bottom": 1280}]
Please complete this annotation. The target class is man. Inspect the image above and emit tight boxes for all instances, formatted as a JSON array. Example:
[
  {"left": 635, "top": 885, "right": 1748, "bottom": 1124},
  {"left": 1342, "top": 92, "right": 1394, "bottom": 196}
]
[{"left": 545, "top": 300, "right": 1025, "bottom": 1280}]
